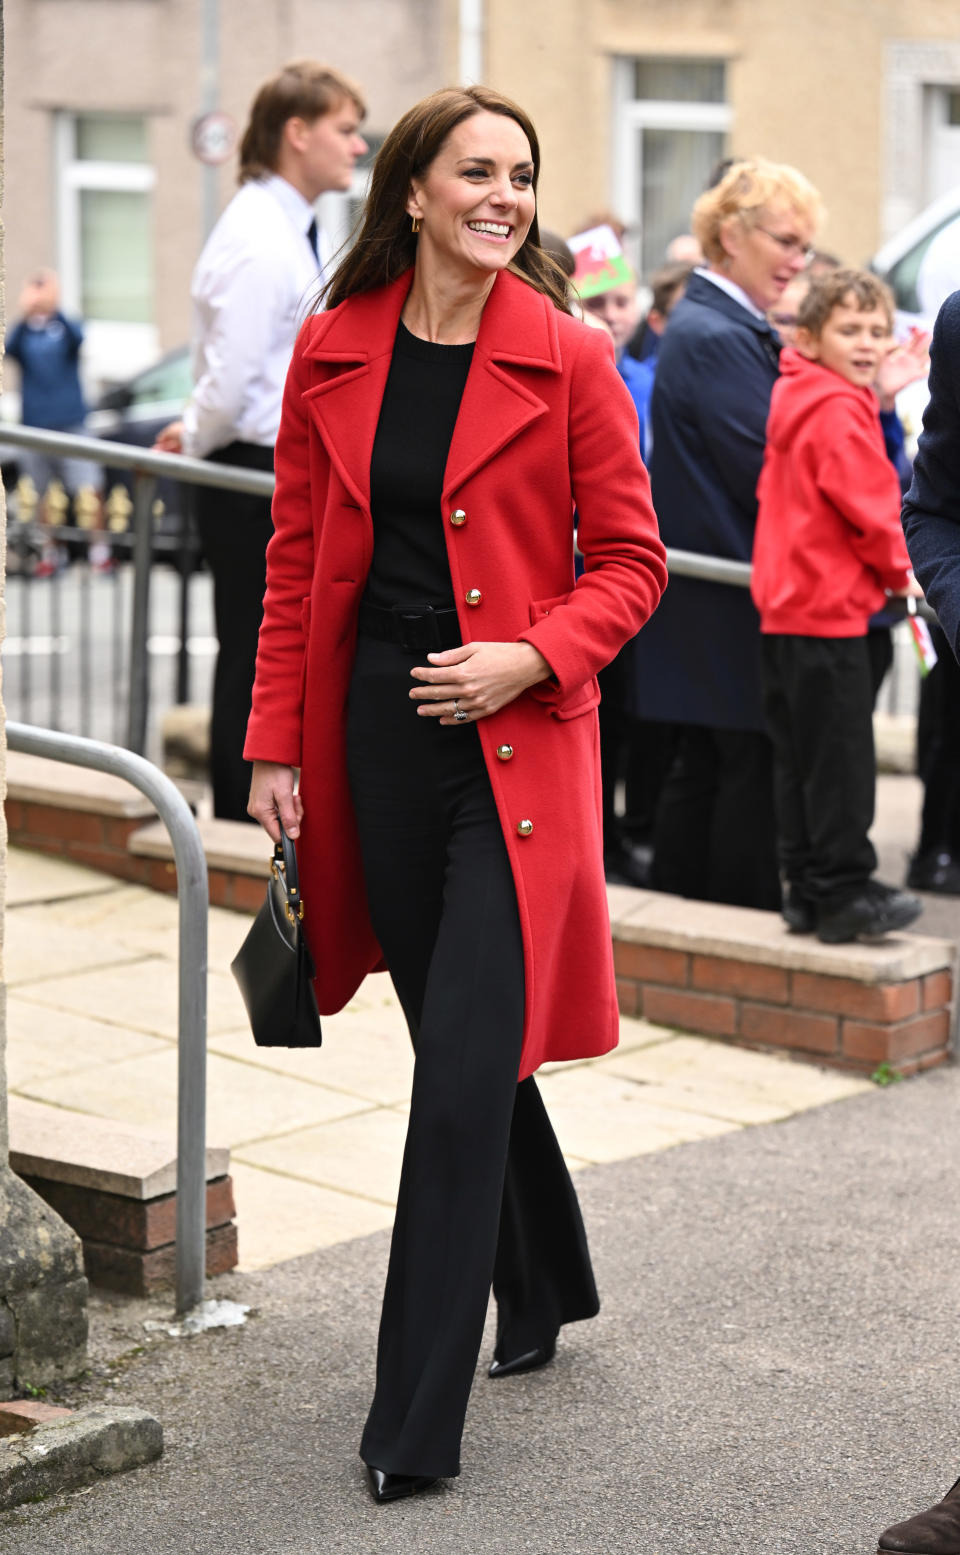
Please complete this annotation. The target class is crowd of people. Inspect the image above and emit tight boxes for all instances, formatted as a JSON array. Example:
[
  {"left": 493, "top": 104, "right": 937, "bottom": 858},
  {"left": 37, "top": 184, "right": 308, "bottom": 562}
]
[{"left": 10, "top": 62, "right": 960, "bottom": 1543}]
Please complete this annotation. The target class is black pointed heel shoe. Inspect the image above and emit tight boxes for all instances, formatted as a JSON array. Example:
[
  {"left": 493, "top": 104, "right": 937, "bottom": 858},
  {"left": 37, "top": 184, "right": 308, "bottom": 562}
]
[
  {"left": 488, "top": 1336, "right": 556, "bottom": 1379},
  {"left": 365, "top": 1464, "right": 439, "bottom": 1503}
]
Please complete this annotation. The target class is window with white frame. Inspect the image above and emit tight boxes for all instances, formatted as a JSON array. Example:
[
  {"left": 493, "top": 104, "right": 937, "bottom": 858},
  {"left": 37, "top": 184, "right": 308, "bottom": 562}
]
[
  {"left": 612, "top": 58, "right": 731, "bottom": 278},
  {"left": 55, "top": 112, "right": 157, "bottom": 385}
]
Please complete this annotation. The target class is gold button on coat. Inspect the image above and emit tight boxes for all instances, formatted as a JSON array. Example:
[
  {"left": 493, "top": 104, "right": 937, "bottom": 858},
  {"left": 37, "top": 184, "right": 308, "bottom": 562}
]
[
  {"left": 496, "top": 744, "right": 514, "bottom": 762},
  {"left": 517, "top": 819, "right": 534, "bottom": 836},
  {"left": 450, "top": 509, "right": 467, "bottom": 526},
  {"left": 465, "top": 588, "right": 482, "bottom": 606}
]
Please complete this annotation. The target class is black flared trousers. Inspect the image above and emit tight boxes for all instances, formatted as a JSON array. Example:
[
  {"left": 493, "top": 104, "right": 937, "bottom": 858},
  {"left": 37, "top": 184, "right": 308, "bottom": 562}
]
[{"left": 346, "top": 636, "right": 599, "bottom": 1479}]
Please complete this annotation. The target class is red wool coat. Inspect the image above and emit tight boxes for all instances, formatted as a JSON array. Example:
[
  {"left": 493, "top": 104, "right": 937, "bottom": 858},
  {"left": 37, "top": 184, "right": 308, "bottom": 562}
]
[{"left": 244, "top": 268, "right": 667, "bottom": 1080}]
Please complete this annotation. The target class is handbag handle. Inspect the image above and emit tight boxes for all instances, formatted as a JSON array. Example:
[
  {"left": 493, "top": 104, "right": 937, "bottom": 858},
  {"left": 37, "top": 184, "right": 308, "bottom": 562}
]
[{"left": 271, "top": 822, "right": 304, "bottom": 923}]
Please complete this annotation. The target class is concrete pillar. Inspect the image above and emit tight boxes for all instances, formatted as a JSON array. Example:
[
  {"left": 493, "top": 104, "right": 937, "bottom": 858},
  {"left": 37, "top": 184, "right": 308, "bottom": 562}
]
[{"left": 0, "top": 6, "right": 88, "bottom": 1390}]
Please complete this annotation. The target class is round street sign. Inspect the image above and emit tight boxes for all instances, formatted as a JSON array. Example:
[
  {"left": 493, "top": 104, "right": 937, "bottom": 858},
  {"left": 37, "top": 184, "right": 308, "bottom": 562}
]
[{"left": 191, "top": 111, "right": 237, "bottom": 165}]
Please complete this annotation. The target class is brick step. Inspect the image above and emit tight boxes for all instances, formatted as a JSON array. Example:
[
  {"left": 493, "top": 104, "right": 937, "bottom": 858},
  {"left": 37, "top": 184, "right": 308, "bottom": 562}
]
[
  {"left": 609, "top": 885, "right": 955, "bottom": 1077},
  {"left": 9, "top": 1098, "right": 237, "bottom": 1295}
]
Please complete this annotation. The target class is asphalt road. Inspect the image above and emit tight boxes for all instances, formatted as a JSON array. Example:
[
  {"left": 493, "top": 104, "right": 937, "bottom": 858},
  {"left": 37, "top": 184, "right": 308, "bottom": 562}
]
[{"left": 5, "top": 1066, "right": 960, "bottom": 1555}]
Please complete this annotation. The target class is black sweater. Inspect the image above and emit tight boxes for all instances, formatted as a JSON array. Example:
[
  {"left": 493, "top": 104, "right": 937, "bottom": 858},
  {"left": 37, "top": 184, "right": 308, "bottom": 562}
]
[{"left": 364, "top": 321, "right": 474, "bottom": 609}]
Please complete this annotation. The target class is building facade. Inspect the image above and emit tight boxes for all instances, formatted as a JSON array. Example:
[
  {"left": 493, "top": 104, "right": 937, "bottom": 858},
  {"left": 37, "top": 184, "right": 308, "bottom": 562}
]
[{"left": 4, "top": 0, "right": 960, "bottom": 392}]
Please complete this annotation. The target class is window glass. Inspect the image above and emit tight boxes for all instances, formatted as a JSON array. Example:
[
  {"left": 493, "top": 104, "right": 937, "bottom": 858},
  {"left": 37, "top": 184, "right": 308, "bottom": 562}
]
[
  {"left": 80, "top": 190, "right": 153, "bottom": 323},
  {"left": 640, "top": 127, "right": 725, "bottom": 274},
  {"left": 633, "top": 58, "right": 726, "bottom": 104},
  {"left": 76, "top": 115, "right": 149, "bottom": 163}
]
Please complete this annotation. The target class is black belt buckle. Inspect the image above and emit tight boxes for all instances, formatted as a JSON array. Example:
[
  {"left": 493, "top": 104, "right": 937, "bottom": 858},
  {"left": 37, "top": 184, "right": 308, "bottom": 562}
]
[{"left": 391, "top": 603, "right": 440, "bottom": 653}]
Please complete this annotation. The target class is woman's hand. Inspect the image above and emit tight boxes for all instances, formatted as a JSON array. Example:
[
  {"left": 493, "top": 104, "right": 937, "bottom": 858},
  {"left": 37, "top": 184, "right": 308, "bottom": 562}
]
[
  {"left": 409, "top": 641, "right": 551, "bottom": 725},
  {"left": 248, "top": 761, "right": 303, "bottom": 843}
]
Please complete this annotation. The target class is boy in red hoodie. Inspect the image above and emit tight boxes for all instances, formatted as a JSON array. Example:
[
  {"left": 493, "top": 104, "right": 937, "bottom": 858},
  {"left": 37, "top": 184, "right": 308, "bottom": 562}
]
[{"left": 752, "top": 269, "right": 923, "bottom": 943}]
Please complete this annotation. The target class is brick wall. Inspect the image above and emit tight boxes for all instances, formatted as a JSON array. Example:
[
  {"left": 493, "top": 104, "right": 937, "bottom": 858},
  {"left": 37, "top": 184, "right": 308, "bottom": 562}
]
[
  {"left": 614, "top": 941, "right": 952, "bottom": 1076},
  {"left": 6, "top": 800, "right": 265, "bottom": 912}
]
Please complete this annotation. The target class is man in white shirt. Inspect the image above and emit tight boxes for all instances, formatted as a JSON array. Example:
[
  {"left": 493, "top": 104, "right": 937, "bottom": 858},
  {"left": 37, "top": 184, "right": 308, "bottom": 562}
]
[{"left": 157, "top": 61, "right": 367, "bottom": 820}]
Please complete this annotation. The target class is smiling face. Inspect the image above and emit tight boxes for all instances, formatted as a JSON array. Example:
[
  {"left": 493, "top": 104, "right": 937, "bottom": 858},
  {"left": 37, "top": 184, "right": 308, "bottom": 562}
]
[
  {"left": 406, "top": 110, "right": 536, "bottom": 282},
  {"left": 797, "top": 295, "right": 893, "bottom": 387},
  {"left": 718, "top": 201, "right": 815, "bottom": 311}
]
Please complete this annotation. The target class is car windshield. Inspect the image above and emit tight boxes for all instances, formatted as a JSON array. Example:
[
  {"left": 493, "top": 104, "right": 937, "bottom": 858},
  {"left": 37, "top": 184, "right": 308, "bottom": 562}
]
[{"left": 129, "top": 351, "right": 192, "bottom": 408}]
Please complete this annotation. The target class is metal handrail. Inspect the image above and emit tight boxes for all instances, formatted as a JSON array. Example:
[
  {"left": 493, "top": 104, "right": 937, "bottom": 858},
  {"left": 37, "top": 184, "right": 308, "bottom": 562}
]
[
  {"left": 6, "top": 721, "right": 209, "bottom": 1316},
  {"left": 0, "top": 423, "right": 274, "bottom": 497}
]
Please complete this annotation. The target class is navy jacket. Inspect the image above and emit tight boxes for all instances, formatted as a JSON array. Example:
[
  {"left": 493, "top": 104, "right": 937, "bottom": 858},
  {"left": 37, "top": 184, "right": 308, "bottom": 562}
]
[
  {"left": 901, "top": 291, "right": 960, "bottom": 661},
  {"left": 631, "top": 271, "right": 780, "bottom": 730},
  {"left": 6, "top": 312, "right": 87, "bottom": 429}
]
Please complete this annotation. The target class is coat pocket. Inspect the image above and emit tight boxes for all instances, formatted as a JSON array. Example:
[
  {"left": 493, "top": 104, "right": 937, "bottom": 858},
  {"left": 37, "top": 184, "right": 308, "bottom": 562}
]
[
  {"left": 528, "top": 593, "right": 600, "bottom": 720},
  {"left": 300, "top": 596, "right": 312, "bottom": 640}
]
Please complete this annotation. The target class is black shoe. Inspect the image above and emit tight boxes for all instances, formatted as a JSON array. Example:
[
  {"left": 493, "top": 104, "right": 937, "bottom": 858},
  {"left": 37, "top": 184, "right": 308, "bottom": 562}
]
[
  {"left": 907, "top": 849, "right": 960, "bottom": 896},
  {"left": 782, "top": 883, "right": 815, "bottom": 934},
  {"left": 365, "top": 1464, "right": 439, "bottom": 1503},
  {"left": 817, "top": 883, "right": 923, "bottom": 944},
  {"left": 878, "top": 1473, "right": 960, "bottom": 1551},
  {"left": 488, "top": 1336, "right": 556, "bottom": 1379}
]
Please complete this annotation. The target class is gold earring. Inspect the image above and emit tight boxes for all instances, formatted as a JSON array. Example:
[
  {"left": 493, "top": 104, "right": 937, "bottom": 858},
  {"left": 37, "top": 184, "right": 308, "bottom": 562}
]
[{"left": 411, "top": 216, "right": 421, "bottom": 234}]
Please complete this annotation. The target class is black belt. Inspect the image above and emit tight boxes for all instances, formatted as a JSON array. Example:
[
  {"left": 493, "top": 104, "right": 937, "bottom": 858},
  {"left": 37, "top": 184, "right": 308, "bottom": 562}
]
[{"left": 357, "top": 601, "right": 462, "bottom": 653}]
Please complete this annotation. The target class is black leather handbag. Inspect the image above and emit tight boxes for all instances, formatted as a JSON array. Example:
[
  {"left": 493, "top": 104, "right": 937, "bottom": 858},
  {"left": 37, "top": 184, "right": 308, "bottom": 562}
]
[{"left": 231, "top": 824, "right": 322, "bottom": 1048}]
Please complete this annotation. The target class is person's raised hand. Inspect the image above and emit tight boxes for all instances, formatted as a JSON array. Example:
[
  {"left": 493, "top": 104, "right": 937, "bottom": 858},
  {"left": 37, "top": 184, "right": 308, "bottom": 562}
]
[
  {"left": 409, "top": 640, "right": 551, "bottom": 726},
  {"left": 876, "top": 327, "right": 932, "bottom": 409},
  {"left": 247, "top": 761, "right": 303, "bottom": 844},
  {"left": 153, "top": 420, "right": 185, "bottom": 454}
]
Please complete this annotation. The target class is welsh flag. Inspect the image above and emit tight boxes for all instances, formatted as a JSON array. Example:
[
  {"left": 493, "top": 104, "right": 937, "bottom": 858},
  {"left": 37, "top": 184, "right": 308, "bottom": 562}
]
[{"left": 568, "top": 225, "right": 634, "bottom": 299}]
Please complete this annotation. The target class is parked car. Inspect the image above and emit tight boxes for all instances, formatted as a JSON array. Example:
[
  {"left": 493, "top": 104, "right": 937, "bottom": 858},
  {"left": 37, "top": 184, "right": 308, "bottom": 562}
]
[{"left": 89, "top": 346, "right": 195, "bottom": 554}]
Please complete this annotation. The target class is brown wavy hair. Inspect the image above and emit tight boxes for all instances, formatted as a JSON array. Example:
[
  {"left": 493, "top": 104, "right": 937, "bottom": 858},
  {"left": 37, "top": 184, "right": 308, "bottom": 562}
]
[
  {"left": 238, "top": 61, "right": 365, "bottom": 185},
  {"left": 323, "top": 85, "right": 569, "bottom": 313},
  {"left": 797, "top": 267, "right": 894, "bottom": 338}
]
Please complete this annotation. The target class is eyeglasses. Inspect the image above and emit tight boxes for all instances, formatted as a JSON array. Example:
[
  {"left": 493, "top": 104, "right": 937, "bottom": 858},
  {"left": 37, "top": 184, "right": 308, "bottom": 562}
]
[{"left": 755, "top": 225, "right": 814, "bottom": 264}]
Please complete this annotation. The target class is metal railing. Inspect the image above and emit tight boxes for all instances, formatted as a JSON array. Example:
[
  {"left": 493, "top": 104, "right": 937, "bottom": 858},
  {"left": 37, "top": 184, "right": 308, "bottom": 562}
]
[
  {"left": 7, "top": 721, "right": 209, "bottom": 1316},
  {"left": 2, "top": 425, "right": 273, "bottom": 757},
  {"left": 1, "top": 424, "right": 930, "bottom": 741}
]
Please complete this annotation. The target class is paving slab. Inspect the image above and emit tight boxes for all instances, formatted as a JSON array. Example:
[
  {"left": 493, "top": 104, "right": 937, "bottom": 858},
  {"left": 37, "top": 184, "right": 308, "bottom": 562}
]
[
  {"left": 209, "top": 1020, "right": 415, "bottom": 1107},
  {"left": 5, "top": 849, "right": 120, "bottom": 907},
  {"left": 235, "top": 1107, "right": 409, "bottom": 1206},
  {"left": 535, "top": 1065, "right": 739, "bottom": 1162},
  {"left": 604, "top": 1033, "right": 872, "bottom": 1124},
  {"left": 17, "top": 1049, "right": 369, "bottom": 1150},
  {"left": 229, "top": 1162, "right": 394, "bottom": 1271},
  {"left": 12, "top": 958, "right": 246, "bottom": 1039},
  {"left": 4, "top": 999, "right": 169, "bottom": 1089},
  {"left": 3, "top": 905, "right": 147, "bottom": 987}
]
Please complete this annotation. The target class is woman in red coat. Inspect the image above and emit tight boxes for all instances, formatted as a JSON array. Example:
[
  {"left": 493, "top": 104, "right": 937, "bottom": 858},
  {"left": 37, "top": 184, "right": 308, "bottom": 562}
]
[{"left": 245, "top": 85, "right": 666, "bottom": 1502}]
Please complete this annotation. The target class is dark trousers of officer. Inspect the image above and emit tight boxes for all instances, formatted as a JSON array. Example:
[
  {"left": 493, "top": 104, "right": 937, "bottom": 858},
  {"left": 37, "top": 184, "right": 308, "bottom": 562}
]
[
  {"left": 761, "top": 635, "right": 877, "bottom": 908},
  {"left": 194, "top": 441, "right": 274, "bottom": 822},
  {"left": 651, "top": 725, "right": 782, "bottom": 910},
  {"left": 916, "top": 624, "right": 960, "bottom": 859},
  {"left": 346, "top": 636, "right": 599, "bottom": 1480}
]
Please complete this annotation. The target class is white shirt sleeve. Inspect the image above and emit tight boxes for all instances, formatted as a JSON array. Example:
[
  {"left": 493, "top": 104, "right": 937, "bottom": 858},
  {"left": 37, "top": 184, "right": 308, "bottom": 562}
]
[{"left": 182, "top": 242, "right": 289, "bottom": 458}]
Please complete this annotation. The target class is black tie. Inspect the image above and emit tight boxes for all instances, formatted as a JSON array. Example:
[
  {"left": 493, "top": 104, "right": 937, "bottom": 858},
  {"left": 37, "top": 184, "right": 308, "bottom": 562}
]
[{"left": 306, "top": 217, "right": 320, "bottom": 265}]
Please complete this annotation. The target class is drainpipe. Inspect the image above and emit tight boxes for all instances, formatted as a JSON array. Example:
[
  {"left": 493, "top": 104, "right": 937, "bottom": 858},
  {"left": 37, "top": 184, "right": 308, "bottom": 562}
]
[{"left": 459, "top": 0, "right": 485, "bottom": 85}]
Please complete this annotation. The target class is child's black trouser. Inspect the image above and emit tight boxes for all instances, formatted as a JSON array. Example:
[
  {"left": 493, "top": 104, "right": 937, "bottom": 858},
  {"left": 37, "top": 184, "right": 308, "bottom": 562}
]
[{"left": 761, "top": 634, "right": 877, "bottom": 908}]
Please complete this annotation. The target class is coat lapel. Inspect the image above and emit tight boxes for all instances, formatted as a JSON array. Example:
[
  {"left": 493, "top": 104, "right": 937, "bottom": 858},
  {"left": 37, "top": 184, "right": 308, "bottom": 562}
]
[
  {"left": 300, "top": 272, "right": 413, "bottom": 511},
  {"left": 443, "top": 271, "right": 561, "bottom": 499},
  {"left": 299, "top": 268, "right": 562, "bottom": 510}
]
